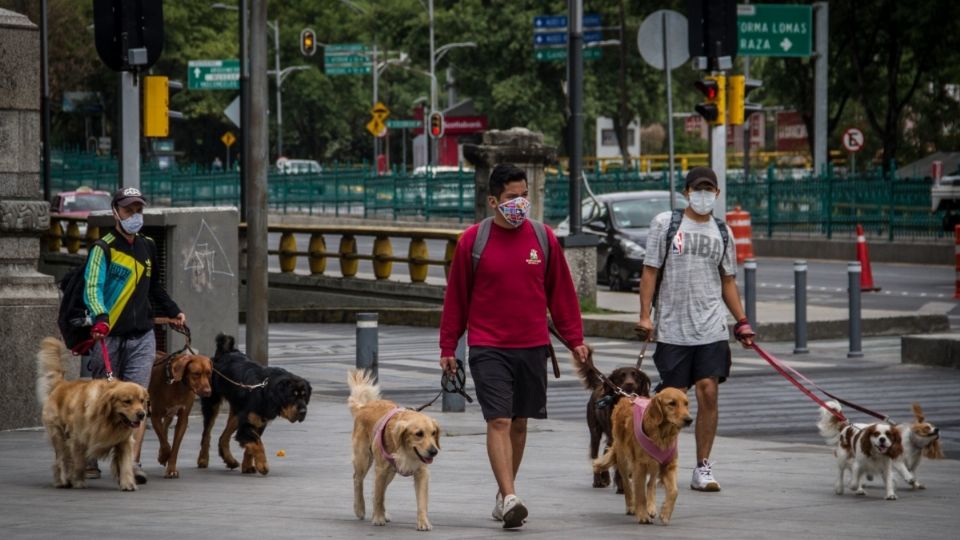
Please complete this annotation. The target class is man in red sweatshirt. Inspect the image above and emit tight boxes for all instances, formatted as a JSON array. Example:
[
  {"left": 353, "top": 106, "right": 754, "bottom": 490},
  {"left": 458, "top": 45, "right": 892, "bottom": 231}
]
[{"left": 440, "top": 163, "right": 589, "bottom": 529}]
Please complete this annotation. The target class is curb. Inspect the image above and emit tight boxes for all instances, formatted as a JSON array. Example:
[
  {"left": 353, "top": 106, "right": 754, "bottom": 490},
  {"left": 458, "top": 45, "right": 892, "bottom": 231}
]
[{"left": 902, "top": 333, "right": 960, "bottom": 369}]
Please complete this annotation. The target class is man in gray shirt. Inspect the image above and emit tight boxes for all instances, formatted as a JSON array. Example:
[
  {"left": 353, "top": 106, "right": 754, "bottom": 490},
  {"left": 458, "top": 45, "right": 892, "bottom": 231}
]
[{"left": 636, "top": 167, "right": 755, "bottom": 492}]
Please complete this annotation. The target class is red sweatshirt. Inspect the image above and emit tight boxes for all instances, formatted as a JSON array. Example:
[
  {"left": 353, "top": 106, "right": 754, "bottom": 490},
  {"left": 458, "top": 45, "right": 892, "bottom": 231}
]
[{"left": 439, "top": 219, "right": 584, "bottom": 358}]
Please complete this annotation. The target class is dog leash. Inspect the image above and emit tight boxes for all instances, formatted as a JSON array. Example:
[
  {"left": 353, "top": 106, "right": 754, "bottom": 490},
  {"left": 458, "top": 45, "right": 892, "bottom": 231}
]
[
  {"left": 211, "top": 366, "right": 269, "bottom": 391},
  {"left": 100, "top": 339, "right": 114, "bottom": 381},
  {"left": 751, "top": 343, "right": 893, "bottom": 423},
  {"left": 415, "top": 359, "right": 473, "bottom": 412},
  {"left": 549, "top": 320, "right": 639, "bottom": 400},
  {"left": 152, "top": 322, "right": 196, "bottom": 384}
]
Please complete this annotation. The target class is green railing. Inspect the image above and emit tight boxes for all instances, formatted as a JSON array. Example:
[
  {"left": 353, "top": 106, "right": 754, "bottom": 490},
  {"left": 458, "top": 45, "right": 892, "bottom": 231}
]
[{"left": 50, "top": 150, "right": 945, "bottom": 240}]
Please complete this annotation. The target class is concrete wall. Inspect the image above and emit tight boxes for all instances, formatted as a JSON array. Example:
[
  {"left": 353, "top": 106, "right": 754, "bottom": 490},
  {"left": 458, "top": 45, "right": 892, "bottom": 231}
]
[{"left": 753, "top": 237, "right": 951, "bottom": 265}]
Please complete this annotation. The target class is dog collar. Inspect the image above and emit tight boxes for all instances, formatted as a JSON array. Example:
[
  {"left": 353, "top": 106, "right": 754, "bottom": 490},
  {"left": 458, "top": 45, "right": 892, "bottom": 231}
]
[
  {"left": 374, "top": 407, "right": 415, "bottom": 477},
  {"left": 632, "top": 396, "right": 677, "bottom": 465}
]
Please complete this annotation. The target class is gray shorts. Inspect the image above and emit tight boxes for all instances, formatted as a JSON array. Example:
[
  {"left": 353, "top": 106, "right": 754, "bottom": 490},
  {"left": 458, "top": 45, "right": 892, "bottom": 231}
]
[
  {"left": 468, "top": 345, "right": 549, "bottom": 421},
  {"left": 87, "top": 331, "right": 157, "bottom": 388}
]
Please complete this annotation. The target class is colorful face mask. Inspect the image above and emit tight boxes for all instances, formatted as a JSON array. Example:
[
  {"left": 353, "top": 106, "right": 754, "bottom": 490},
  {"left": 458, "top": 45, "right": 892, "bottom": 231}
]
[{"left": 497, "top": 197, "right": 531, "bottom": 227}]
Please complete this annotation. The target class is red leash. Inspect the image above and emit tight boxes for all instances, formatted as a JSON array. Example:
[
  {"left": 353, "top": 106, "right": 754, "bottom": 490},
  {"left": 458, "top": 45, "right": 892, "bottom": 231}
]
[
  {"left": 750, "top": 343, "right": 848, "bottom": 423},
  {"left": 71, "top": 338, "right": 114, "bottom": 381}
]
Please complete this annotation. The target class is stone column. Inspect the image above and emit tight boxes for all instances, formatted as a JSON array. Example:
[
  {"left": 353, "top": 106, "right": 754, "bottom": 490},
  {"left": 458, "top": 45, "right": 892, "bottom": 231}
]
[
  {"left": 463, "top": 127, "right": 597, "bottom": 310},
  {"left": 463, "top": 127, "right": 556, "bottom": 223},
  {"left": 0, "top": 9, "right": 63, "bottom": 430}
]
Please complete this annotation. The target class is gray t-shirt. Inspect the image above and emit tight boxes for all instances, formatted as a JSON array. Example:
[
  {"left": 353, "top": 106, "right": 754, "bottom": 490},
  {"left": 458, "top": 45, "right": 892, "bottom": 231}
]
[{"left": 644, "top": 211, "right": 737, "bottom": 346}]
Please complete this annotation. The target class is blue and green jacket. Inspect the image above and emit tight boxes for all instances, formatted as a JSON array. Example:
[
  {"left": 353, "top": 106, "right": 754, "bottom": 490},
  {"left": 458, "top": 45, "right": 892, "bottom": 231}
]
[{"left": 83, "top": 230, "right": 181, "bottom": 337}]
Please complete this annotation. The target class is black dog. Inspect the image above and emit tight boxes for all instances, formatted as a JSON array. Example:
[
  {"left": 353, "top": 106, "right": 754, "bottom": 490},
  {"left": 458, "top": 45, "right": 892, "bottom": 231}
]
[
  {"left": 197, "top": 334, "right": 312, "bottom": 475},
  {"left": 573, "top": 352, "right": 651, "bottom": 492}
]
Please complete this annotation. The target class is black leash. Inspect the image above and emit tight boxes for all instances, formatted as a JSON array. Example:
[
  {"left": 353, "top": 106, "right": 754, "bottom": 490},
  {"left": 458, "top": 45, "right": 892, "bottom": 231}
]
[
  {"left": 549, "top": 320, "right": 640, "bottom": 402},
  {"left": 151, "top": 322, "right": 196, "bottom": 384},
  {"left": 414, "top": 359, "right": 473, "bottom": 412}
]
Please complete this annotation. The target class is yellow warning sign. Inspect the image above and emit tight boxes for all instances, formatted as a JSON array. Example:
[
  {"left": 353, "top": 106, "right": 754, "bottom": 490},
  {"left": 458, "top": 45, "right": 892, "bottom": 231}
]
[
  {"left": 366, "top": 118, "right": 386, "bottom": 137},
  {"left": 221, "top": 131, "right": 236, "bottom": 147},
  {"left": 371, "top": 102, "right": 390, "bottom": 121}
]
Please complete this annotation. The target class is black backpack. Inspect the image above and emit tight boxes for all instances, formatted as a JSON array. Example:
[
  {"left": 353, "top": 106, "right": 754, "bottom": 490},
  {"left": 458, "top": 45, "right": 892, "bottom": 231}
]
[{"left": 57, "top": 240, "right": 109, "bottom": 349}]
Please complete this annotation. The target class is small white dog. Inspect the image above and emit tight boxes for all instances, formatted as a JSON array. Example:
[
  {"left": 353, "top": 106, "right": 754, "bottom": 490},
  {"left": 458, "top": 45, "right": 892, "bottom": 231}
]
[{"left": 817, "top": 401, "right": 906, "bottom": 500}]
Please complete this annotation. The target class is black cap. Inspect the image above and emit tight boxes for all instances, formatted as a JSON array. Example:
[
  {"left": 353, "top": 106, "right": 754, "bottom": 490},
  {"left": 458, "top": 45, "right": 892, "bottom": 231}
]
[
  {"left": 684, "top": 167, "right": 718, "bottom": 190},
  {"left": 112, "top": 187, "right": 147, "bottom": 207}
]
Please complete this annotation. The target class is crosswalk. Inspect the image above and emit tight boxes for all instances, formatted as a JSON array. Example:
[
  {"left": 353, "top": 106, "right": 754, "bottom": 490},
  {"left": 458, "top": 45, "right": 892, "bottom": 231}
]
[{"left": 238, "top": 324, "right": 959, "bottom": 456}]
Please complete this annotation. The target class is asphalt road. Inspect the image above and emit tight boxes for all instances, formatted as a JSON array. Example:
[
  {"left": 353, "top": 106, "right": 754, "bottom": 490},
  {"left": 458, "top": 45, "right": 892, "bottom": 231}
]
[{"left": 266, "top": 232, "right": 957, "bottom": 319}]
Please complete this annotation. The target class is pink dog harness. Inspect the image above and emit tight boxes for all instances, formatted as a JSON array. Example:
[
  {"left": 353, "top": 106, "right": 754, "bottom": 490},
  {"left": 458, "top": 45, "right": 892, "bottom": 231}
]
[
  {"left": 632, "top": 396, "right": 677, "bottom": 465},
  {"left": 374, "top": 407, "right": 414, "bottom": 477}
]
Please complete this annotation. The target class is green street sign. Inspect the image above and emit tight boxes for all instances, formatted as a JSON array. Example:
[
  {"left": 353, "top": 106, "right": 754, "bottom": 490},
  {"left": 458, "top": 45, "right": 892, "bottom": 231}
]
[
  {"left": 534, "top": 47, "right": 601, "bottom": 62},
  {"left": 386, "top": 119, "right": 422, "bottom": 129},
  {"left": 737, "top": 4, "right": 812, "bottom": 57},
  {"left": 326, "top": 43, "right": 367, "bottom": 53},
  {"left": 325, "top": 65, "right": 372, "bottom": 76},
  {"left": 324, "top": 55, "right": 369, "bottom": 65},
  {"left": 187, "top": 59, "right": 239, "bottom": 90}
]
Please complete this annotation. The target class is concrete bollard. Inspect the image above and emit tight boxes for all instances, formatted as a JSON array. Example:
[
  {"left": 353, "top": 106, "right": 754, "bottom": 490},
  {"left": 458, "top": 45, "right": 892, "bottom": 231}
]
[
  {"left": 847, "top": 262, "right": 863, "bottom": 358},
  {"left": 793, "top": 260, "right": 809, "bottom": 354},
  {"left": 356, "top": 313, "right": 379, "bottom": 382},
  {"left": 744, "top": 258, "right": 757, "bottom": 328},
  {"left": 442, "top": 335, "right": 467, "bottom": 412}
]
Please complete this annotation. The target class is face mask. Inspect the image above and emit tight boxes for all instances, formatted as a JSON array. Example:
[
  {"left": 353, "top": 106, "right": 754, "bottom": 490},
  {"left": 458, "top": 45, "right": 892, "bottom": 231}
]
[
  {"left": 688, "top": 191, "right": 717, "bottom": 216},
  {"left": 116, "top": 210, "right": 144, "bottom": 234},
  {"left": 497, "top": 197, "right": 531, "bottom": 228}
]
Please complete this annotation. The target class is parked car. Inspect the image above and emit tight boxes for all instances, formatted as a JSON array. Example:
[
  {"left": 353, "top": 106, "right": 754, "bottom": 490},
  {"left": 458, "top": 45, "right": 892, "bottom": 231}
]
[
  {"left": 50, "top": 187, "right": 113, "bottom": 235},
  {"left": 556, "top": 190, "right": 685, "bottom": 291},
  {"left": 276, "top": 158, "right": 322, "bottom": 175}
]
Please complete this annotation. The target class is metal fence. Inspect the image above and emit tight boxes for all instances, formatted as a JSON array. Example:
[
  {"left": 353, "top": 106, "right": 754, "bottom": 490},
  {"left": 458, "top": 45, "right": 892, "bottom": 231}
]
[{"left": 51, "top": 150, "right": 944, "bottom": 240}]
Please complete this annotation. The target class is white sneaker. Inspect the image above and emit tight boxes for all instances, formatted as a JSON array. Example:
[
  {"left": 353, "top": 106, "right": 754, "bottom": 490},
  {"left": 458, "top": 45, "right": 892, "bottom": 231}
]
[
  {"left": 691, "top": 460, "right": 721, "bottom": 492},
  {"left": 491, "top": 492, "right": 503, "bottom": 521},
  {"left": 501, "top": 494, "right": 528, "bottom": 529}
]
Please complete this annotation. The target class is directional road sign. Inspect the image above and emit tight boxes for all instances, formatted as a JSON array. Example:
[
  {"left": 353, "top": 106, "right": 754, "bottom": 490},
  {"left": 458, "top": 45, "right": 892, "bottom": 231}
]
[
  {"left": 324, "top": 43, "right": 371, "bottom": 76},
  {"left": 533, "top": 13, "right": 602, "bottom": 29},
  {"left": 533, "top": 31, "right": 602, "bottom": 46},
  {"left": 188, "top": 59, "right": 240, "bottom": 90},
  {"left": 386, "top": 119, "right": 422, "bottom": 129},
  {"left": 534, "top": 47, "right": 602, "bottom": 62},
  {"left": 842, "top": 127, "right": 865, "bottom": 153},
  {"left": 326, "top": 43, "right": 368, "bottom": 53},
  {"left": 325, "top": 65, "right": 371, "bottom": 75},
  {"left": 737, "top": 4, "right": 812, "bottom": 57}
]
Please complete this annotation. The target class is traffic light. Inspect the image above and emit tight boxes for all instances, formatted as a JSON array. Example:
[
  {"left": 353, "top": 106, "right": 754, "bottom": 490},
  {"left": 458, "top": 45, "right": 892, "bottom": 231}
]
[
  {"left": 300, "top": 28, "right": 317, "bottom": 57},
  {"left": 429, "top": 111, "right": 444, "bottom": 138},
  {"left": 694, "top": 75, "right": 725, "bottom": 125},
  {"left": 143, "top": 76, "right": 183, "bottom": 137},
  {"left": 93, "top": 0, "right": 164, "bottom": 71},
  {"left": 143, "top": 75, "right": 169, "bottom": 137},
  {"left": 727, "top": 75, "right": 762, "bottom": 125}
]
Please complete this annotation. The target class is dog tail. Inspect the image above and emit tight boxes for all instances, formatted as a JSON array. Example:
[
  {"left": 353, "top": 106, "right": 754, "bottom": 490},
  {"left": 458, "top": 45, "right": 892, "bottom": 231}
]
[
  {"left": 593, "top": 446, "right": 616, "bottom": 476},
  {"left": 347, "top": 369, "right": 381, "bottom": 414},
  {"left": 36, "top": 337, "right": 69, "bottom": 405},
  {"left": 570, "top": 344, "right": 601, "bottom": 391},
  {"left": 816, "top": 400, "right": 846, "bottom": 444}
]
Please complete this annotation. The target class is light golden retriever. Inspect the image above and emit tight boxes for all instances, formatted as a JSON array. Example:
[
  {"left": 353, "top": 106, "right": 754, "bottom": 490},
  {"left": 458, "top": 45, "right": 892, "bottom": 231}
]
[
  {"left": 348, "top": 369, "right": 440, "bottom": 531},
  {"left": 36, "top": 337, "right": 149, "bottom": 491},
  {"left": 593, "top": 387, "right": 692, "bottom": 525}
]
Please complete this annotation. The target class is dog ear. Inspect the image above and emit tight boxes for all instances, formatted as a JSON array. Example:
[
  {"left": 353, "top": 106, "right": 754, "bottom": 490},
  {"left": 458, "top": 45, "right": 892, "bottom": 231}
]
[
  {"left": 859, "top": 425, "right": 876, "bottom": 457},
  {"left": 887, "top": 426, "right": 903, "bottom": 459},
  {"left": 432, "top": 418, "right": 441, "bottom": 450},
  {"left": 647, "top": 396, "right": 665, "bottom": 426},
  {"left": 911, "top": 402, "right": 926, "bottom": 423},
  {"left": 925, "top": 439, "right": 945, "bottom": 459},
  {"left": 636, "top": 369, "right": 651, "bottom": 397},
  {"left": 170, "top": 355, "right": 191, "bottom": 382},
  {"left": 94, "top": 384, "right": 118, "bottom": 420},
  {"left": 393, "top": 419, "right": 411, "bottom": 447}
]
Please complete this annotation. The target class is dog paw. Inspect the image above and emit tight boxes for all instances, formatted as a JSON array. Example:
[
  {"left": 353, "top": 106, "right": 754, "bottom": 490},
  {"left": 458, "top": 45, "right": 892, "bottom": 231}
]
[
  {"left": 625, "top": 508, "right": 635, "bottom": 516},
  {"left": 885, "top": 493, "right": 898, "bottom": 501},
  {"left": 241, "top": 464, "right": 257, "bottom": 474},
  {"left": 416, "top": 518, "right": 433, "bottom": 531},
  {"left": 224, "top": 458, "right": 240, "bottom": 470},
  {"left": 256, "top": 462, "right": 269, "bottom": 475},
  {"left": 637, "top": 515, "right": 653, "bottom": 525},
  {"left": 119, "top": 482, "right": 137, "bottom": 492},
  {"left": 164, "top": 469, "right": 180, "bottom": 479},
  {"left": 854, "top": 488, "right": 866, "bottom": 496},
  {"left": 916, "top": 483, "right": 926, "bottom": 490},
  {"left": 593, "top": 475, "right": 610, "bottom": 488},
  {"left": 197, "top": 457, "right": 208, "bottom": 469},
  {"left": 372, "top": 515, "right": 387, "bottom": 526},
  {"left": 158, "top": 446, "right": 171, "bottom": 465}
]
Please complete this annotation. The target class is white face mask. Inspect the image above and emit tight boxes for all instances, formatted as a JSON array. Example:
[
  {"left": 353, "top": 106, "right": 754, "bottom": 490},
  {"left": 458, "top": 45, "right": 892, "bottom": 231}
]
[{"left": 688, "top": 191, "right": 717, "bottom": 215}]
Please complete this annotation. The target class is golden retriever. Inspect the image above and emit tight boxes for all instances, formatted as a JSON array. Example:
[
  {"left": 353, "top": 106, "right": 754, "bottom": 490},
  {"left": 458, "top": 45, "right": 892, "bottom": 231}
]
[
  {"left": 593, "top": 387, "right": 692, "bottom": 525},
  {"left": 36, "top": 337, "right": 149, "bottom": 491},
  {"left": 348, "top": 369, "right": 440, "bottom": 531}
]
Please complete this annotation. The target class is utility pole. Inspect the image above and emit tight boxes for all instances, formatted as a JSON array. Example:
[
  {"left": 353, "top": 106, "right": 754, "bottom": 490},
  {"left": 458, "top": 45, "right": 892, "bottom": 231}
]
[
  {"left": 743, "top": 0, "right": 751, "bottom": 180},
  {"left": 239, "top": 0, "right": 249, "bottom": 221},
  {"left": 41, "top": 0, "right": 51, "bottom": 200},
  {"left": 428, "top": 0, "right": 437, "bottom": 165},
  {"left": 372, "top": 41, "right": 379, "bottom": 169},
  {"left": 247, "top": 0, "right": 269, "bottom": 364},
  {"left": 567, "top": 0, "right": 584, "bottom": 236},
  {"left": 271, "top": 19, "right": 282, "bottom": 159},
  {"left": 813, "top": 2, "right": 829, "bottom": 174}
]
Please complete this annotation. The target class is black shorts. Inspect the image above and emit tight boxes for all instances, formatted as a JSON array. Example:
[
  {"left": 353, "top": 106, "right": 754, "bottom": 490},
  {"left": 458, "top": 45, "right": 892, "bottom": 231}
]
[
  {"left": 653, "top": 340, "right": 731, "bottom": 390},
  {"left": 468, "top": 345, "right": 549, "bottom": 421}
]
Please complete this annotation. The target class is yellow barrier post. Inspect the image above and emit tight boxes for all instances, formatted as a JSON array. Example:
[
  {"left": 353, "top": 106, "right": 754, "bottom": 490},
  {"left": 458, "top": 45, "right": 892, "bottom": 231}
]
[
  {"left": 339, "top": 234, "right": 359, "bottom": 277},
  {"left": 308, "top": 234, "right": 326, "bottom": 274},
  {"left": 65, "top": 221, "right": 82, "bottom": 254},
  {"left": 47, "top": 219, "right": 62, "bottom": 252},
  {"left": 372, "top": 235, "right": 393, "bottom": 279},
  {"left": 278, "top": 232, "right": 297, "bottom": 273},
  {"left": 408, "top": 237, "right": 429, "bottom": 283}
]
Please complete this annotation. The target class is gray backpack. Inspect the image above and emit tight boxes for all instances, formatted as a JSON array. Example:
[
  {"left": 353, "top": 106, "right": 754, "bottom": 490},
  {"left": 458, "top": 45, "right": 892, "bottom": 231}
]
[{"left": 471, "top": 217, "right": 550, "bottom": 274}]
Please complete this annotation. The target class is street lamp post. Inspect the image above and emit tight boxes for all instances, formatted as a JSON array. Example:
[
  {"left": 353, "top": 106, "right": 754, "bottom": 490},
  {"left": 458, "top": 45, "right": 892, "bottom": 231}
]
[{"left": 268, "top": 19, "right": 282, "bottom": 160}]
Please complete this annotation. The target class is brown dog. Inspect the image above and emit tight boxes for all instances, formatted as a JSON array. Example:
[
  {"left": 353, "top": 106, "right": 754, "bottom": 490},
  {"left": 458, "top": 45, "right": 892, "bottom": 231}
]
[
  {"left": 36, "top": 337, "right": 149, "bottom": 491},
  {"left": 572, "top": 350, "right": 651, "bottom": 492},
  {"left": 148, "top": 351, "right": 213, "bottom": 478},
  {"left": 348, "top": 369, "right": 440, "bottom": 531},
  {"left": 594, "top": 387, "right": 692, "bottom": 525}
]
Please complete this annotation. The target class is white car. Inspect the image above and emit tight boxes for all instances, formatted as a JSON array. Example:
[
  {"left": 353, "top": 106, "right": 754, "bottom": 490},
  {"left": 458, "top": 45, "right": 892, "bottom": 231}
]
[{"left": 276, "top": 158, "right": 322, "bottom": 175}]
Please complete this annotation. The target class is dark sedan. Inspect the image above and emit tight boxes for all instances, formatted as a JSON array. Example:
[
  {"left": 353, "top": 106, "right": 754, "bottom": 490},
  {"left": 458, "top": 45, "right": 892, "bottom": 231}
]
[{"left": 556, "top": 190, "right": 685, "bottom": 291}]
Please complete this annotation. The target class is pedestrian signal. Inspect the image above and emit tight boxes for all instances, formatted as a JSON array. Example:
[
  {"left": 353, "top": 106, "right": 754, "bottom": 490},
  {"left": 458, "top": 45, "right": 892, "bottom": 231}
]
[
  {"left": 429, "top": 112, "right": 444, "bottom": 138},
  {"left": 694, "top": 75, "right": 725, "bottom": 125}
]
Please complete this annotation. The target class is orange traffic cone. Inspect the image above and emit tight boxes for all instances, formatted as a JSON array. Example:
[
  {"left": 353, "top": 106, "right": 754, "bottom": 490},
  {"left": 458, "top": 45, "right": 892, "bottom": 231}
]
[{"left": 856, "top": 224, "right": 880, "bottom": 292}]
